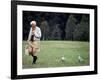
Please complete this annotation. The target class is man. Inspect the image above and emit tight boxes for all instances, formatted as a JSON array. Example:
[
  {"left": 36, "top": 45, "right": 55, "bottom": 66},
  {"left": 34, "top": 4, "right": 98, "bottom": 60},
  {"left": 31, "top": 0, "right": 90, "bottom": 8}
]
[{"left": 27, "top": 20, "right": 41, "bottom": 64}]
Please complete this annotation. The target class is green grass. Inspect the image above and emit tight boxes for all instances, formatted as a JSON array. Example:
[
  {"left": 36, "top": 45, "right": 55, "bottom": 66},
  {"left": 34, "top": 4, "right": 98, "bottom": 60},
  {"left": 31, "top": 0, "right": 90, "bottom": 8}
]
[{"left": 22, "top": 41, "right": 89, "bottom": 69}]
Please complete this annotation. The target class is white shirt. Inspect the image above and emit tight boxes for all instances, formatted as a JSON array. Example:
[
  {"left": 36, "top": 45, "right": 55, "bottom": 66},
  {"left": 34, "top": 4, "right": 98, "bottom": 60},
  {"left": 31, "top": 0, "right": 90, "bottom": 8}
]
[{"left": 28, "top": 26, "right": 41, "bottom": 41}]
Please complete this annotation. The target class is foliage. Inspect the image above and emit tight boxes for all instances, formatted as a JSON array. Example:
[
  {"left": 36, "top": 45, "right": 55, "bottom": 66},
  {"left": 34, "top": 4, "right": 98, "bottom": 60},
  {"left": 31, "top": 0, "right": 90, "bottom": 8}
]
[{"left": 23, "top": 11, "right": 89, "bottom": 41}]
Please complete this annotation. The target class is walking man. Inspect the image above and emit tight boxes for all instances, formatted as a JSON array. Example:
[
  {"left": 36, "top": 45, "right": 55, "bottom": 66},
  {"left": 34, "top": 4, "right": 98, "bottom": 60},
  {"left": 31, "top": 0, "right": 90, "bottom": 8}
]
[{"left": 27, "top": 20, "right": 41, "bottom": 64}]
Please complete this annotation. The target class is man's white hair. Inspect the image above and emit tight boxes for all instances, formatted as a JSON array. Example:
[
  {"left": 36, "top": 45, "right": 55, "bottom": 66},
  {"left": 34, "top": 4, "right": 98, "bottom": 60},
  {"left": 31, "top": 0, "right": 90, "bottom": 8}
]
[{"left": 30, "top": 21, "right": 36, "bottom": 25}]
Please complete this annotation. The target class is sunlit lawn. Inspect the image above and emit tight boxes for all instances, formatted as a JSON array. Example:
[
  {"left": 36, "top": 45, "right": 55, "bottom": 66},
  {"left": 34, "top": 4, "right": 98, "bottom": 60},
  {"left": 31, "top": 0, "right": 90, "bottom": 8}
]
[{"left": 22, "top": 41, "right": 89, "bottom": 69}]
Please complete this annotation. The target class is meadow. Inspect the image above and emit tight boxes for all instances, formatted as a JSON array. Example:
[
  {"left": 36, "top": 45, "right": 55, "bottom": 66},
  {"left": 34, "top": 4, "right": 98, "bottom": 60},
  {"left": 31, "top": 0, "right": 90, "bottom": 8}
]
[{"left": 22, "top": 41, "right": 89, "bottom": 69}]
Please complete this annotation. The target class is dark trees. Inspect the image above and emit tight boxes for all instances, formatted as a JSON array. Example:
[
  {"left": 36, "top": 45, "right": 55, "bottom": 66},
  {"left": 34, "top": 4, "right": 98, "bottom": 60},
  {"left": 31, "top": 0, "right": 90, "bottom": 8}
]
[{"left": 23, "top": 11, "right": 89, "bottom": 41}]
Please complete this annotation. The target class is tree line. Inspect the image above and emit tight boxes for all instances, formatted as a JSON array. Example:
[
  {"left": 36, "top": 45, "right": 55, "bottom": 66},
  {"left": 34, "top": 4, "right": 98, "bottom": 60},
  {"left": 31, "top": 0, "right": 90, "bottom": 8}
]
[{"left": 23, "top": 11, "right": 89, "bottom": 41}]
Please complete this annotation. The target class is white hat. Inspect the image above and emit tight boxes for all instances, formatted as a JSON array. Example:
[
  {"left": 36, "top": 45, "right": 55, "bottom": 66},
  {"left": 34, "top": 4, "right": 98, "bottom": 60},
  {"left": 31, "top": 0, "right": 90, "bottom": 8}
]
[{"left": 30, "top": 21, "right": 36, "bottom": 25}]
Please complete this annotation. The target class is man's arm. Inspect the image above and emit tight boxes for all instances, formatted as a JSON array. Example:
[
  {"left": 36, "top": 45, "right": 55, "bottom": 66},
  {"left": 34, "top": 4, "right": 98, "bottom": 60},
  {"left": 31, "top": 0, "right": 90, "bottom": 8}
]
[
  {"left": 27, "top": 28, "right": 32, "bottom": 42},
  {"left": 34, "top": 28, "right": 41, "bottom": 39}
]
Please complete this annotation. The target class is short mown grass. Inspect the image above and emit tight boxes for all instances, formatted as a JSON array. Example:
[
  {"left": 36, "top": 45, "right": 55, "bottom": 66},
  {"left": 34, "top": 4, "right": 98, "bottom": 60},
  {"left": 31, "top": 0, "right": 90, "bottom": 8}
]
[{"left": 22, "top": 41, "right": 89, "bottom": 69}]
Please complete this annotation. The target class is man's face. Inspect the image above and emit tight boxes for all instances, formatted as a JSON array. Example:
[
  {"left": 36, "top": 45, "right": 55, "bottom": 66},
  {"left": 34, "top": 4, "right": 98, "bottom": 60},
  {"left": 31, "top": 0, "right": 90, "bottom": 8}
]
[{"left": 32, "top": 24, "right": 36, "bottom": 30}]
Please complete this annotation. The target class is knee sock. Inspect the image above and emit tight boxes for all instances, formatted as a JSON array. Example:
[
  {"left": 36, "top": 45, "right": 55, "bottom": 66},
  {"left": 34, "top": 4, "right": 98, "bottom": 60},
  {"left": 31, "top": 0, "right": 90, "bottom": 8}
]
[{"left": 33, "top": 56, "right": 37, "bottom": 64}]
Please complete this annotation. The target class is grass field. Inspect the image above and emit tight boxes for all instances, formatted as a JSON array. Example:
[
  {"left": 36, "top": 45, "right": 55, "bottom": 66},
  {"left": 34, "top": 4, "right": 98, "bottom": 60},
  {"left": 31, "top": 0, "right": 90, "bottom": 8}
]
[{"left": 22, "top": 41, "right": 89, "bottom": 69}]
